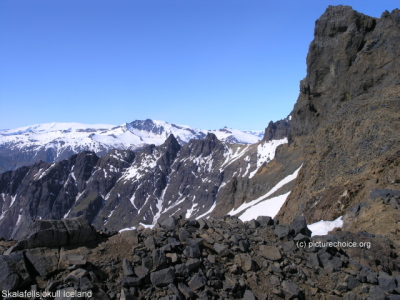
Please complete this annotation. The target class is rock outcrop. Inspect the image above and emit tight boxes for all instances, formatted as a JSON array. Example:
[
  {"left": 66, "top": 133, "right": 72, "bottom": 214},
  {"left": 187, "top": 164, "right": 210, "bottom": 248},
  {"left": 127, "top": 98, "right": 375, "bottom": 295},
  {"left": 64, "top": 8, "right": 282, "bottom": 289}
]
[{"left": 274, "top": 6, "right": 400, "bottom": 245}]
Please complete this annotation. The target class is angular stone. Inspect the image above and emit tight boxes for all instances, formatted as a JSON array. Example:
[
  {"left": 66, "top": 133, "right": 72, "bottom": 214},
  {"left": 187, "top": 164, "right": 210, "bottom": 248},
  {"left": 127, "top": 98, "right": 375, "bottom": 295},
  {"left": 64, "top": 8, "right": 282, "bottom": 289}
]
[
  {"left": 152, "top": 249, "right": 169, "bottom": 269},
  {"left": 150, "top": 267, "right": 175, "bottom": 287},
  {"left": 318, "top": 252, "right": 342, "bottom": 272},
  {"left": 368, "top": 286, "right": 386, "bottom": 300},
  {"left": 144, "top": 236, "right": 157, "bottom": 250},
  {"left": 207, "top": 255, "right": 216, "bottom": 264},
  {"left": 214, "top": 243, "right": 229, "bottom": 256},
  {"left": 248, "top": 219, "right": 260, "bottom": 229},
  {"left": 122, "top": 258, "right": 134, "bottom": 276},
  {"left": 168, "top": 283, "right": 184, "bottom": 300},
  {"left": 166, "top": 253, "right": 179, "bottom": 263},
  {"left": 120, "top": 276, "right": 141, "bottom": 288},
  {"left": 0, "top": 252, "right": 31, "bottom": 291},
  {"left": 239, "top": 239, "right": 250, "bottom": 252},
  {"left": 274, "top": 225, "right": 291, "bottom": 239},
  {"left": 282, "top": 280, "right": 301, "bottom": 299},
  {"left": 65, "top": 254, "right": 86, "bottom": 266},
  {"left": 223, "top": 276, "right": 239, "bottom": 291},
  {"left": 134, "top": 266, "right": 149, "bottom": 279},
  {"left": 256, "top": 216, "right": 273, "bottom": 226},
  {"left": 186, "top": 258, "right": 201, "bottom": 272},
  {"left": 65, "top": 268, "right": 88, "bottom": 288},
  {"left": 25, "top": 247, "right": 59, "bottom": 278},
  {"left": 235, "top": 254, "right": 257, "bottom": 272},
  {"left": 178, "top": 282, "right": 195, "bottom": 298},
  {"left": 120, "top": 289, "right": 135, "bottom": 300},
  {"left": 188, "top": 273, "right": 206, "bottom": 291},
  {"left": 178, "top": 228, "right": 192, "bottom": 242},
  {"left": 200, "top": 233, "right": 215, "bottom": 244},
  {"left": 259, "top": 246, "right": 282, "bottom": 261},
  {"left": 159, "top": 217, "right": 178, "bottom": 231},
  {"left": 306, "top": 253, "right": 320, "bottom": 268},
  {"left": 175, "top": 264, "right": 188, "bottom": 277},
  {"left": 183, "top": 245, "right": 201, "bottom": 258},
  {"left": 243, "top": 290, "right": 257, "bottom": 300},
  {"left": 344, "top": 275, "right": 360, "bottom": 291},
  {"left": 198, "top": 218, "right": 209, "bottom": 230},
  {"left": 290, "top": 215, "right": 312, "bottom": 237},
  {"left": 378, "top": 271, "right": 396, "bottom": 293}
]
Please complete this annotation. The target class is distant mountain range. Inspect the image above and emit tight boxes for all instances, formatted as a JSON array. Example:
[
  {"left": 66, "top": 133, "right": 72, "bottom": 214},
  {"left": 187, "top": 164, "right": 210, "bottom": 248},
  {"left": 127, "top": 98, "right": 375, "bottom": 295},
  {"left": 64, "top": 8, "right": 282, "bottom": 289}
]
[{"left": 0, "top": 119, "right": 263, "bottom": 173}]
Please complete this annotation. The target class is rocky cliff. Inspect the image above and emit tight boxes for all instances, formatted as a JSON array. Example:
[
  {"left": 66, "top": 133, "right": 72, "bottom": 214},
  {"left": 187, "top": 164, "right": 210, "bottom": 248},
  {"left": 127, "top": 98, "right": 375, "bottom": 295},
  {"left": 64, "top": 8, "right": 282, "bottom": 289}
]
[{"left": 273, "top": 6, "right": 400, "bottom": 245}]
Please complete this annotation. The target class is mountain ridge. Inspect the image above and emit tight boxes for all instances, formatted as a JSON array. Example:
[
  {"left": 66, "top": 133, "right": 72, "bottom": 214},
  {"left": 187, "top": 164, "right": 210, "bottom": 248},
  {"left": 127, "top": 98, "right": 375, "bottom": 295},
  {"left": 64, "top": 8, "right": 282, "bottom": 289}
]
[{"left": 0, "top": 119, "right": 264, "bottom": 173}]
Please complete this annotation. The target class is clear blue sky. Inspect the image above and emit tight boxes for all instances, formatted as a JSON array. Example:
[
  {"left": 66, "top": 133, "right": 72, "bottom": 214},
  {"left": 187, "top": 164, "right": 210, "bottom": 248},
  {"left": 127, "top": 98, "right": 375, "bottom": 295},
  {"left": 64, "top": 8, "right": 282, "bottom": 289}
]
[{"left": 0, "top": 0, "right": 398, "bottom": 131}]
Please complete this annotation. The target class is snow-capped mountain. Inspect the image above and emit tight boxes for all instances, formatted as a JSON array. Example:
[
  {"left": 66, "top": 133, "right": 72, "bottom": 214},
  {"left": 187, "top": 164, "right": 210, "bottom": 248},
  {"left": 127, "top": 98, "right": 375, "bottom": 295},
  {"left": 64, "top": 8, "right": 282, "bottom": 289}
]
[
  {"left": 0, "top": 119, "right": 263, "bottom": 173},
  {"left": 0, "top": 132, "right": 294, "bottom": 240}
]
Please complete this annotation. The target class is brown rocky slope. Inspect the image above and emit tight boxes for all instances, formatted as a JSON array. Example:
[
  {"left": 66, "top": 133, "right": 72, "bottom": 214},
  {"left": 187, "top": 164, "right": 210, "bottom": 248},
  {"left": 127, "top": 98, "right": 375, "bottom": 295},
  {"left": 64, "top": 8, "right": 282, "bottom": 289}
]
[{"left": 274, "top": 6, "right": 400, "bottom": 246}]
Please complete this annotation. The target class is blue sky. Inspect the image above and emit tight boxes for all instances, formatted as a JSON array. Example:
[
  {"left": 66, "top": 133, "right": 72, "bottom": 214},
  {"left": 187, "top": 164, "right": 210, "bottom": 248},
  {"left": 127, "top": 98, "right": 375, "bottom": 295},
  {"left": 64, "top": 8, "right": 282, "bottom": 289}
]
[{"left": 0, "top": 0, "right": 398, "bottom": 131}]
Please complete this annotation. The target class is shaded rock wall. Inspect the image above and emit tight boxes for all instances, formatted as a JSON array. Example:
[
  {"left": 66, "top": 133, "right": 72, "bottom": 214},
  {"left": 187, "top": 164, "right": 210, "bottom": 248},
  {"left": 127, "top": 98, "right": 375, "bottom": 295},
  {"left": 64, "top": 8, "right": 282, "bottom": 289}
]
[{"left": 276, "top": 6, "right": 400, "bottom": 244}]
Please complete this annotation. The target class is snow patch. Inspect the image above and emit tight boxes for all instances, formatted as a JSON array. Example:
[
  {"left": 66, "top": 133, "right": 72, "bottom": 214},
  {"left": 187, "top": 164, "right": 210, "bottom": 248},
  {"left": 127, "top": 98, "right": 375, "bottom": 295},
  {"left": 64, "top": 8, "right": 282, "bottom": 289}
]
[
  {"left": 308, "top": 216, "right": 343, "bottom": 236},
  {"left": 119, "top": 226, "right": 136, "bottom": 233},
  {"left": 228, "top": 165, "right": 301, "bottom": 217},
  {"left": 249, "top": 138, "right": 288, "bottom": 178},
  {"left": 238, "top": 192, "right": 290, "bottom": 221}
]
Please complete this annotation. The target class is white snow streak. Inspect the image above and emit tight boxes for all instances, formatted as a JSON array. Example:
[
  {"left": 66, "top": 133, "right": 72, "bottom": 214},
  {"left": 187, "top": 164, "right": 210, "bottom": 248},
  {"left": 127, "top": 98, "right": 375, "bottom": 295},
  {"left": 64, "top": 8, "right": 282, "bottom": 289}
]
[{"left": 228, "top": 165, "right": 302, "bottom": 217}]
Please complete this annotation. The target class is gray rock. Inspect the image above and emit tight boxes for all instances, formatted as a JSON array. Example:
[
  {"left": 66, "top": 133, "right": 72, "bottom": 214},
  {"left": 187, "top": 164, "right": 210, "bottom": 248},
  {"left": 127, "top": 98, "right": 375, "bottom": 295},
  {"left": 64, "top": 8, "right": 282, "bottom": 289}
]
[
  {"left": 168, "top": 283, "right": 184, "bottom": 300},
  {"left": 223, "top": 276, "right": 239, "bottom": 292},
  {"left": 144, "top": 236, "right": 157, "bottom": 250},
  {"left": 178, "top": 228, "right": 192, "bottom": 242},
  {"left": 178, "top": 282, "right": 195, "bottom": 298},
  {"left": 248, "top": 219, "right": 260, "bottom": 229},
  {"left": 25, "top": 247, "right": 59, "bottom": 278},
  {"left": 290, "top": 215, "right": 312, "bottom": 237},
  {"left": 152, "top": 249, "right": 169, "bottom": 269},
  {"left": 238, "top": 239, "right": 250, "bottom": 252},
  {"left": 198, "top": 218, "right": 209, "bottom": 230},
  {"left": 256, "top": 216, "right": 273, "bottom": 226},
  {"left": 259, "top": 245, "right": 282, "bottom": 261},
  {"left": 188, "top": 273, "right": 206, "bottom": 291},
  {"left": 0, "top": 252, "right": 31, "bottom": 291},
  {"left": 207, "top": 255, "right": 216, "bottom": 264},
  {"left": 159, "top": 217, "right": 178, "bottom": 231},
  {"left": 378, "top": 271, "right": 396, "bottom": 292},
  {"left": 122, "top": 258, "right": 134, "bottom": 276},
  {"left": 186, "top": 258, "right": 201, "bottom": 272},
  {"left": 134, "top": 266, "right": 149, "bottom": 279},
  {"left": 368, "top": 286, "right": 386, "bottom": 300},
  {"left": 175, "top": 264, "right": 188, "bottom": 277},
  {"left": 183, "top": 244, "right": 201, "bottom": 258},
  {"left": 214, "top": 243, "right": 229, "bottom": 256},
  {"left": 243, "top": 290, "right": 257, "bottom": 300},
  {"left": 150, "top": 267, "right": 175, "bottom": 287},
  {"left": 274, "top": 225, "right": 291, "bottom": 239},
  {"left": 318, "top": 252, "right": 342, "bottom": 272},
  {"left": 282, "top": 280, "right": 301, "bottom": 300},
  {"left": 345, "top": 275, "right": 360, "bottom": 290},
  {"left": 120, "top": 276, "right": 141, "bottom": 288}
]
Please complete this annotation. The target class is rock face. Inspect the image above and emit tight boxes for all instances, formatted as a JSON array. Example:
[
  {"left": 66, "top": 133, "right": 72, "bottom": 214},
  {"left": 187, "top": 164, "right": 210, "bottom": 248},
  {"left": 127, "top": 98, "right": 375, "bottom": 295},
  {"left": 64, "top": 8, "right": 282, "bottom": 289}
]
[
  {"left": 274, "top": 6, "right": 400, "bottom": 244},
  {"left": 262, "top": 118, "right": 291, "bottom": 142},
  {"left": 0, "top": 214, "right": 399, "bottom": 299}
]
